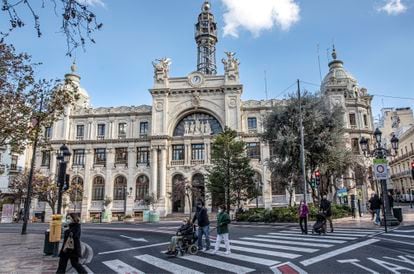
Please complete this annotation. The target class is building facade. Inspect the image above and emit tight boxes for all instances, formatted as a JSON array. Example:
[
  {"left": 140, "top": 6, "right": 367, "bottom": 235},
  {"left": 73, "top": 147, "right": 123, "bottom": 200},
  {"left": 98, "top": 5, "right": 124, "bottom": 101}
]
[{"left": 33, "top": 1, "right": 376, "bottom": 222}]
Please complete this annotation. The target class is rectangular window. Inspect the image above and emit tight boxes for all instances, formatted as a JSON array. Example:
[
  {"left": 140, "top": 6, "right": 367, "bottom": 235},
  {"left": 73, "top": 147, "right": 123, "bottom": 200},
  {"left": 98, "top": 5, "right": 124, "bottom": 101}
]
[
  {"left": 137, "top": 147, "right": 150, "bottom": 165},
  {"left": 140, "top": 122, "right": 148, "bottom": 137},
  {"left": 94, "top": 148, "right": 106, "bottom": 165},
  {"left": 248, "top": 117, "right": 257, "bottom": 131},
  {"left": 172, "top": 145, "right": 185, "bottom": 161},
  {"left": 115, "top": 148, "right": 128, "bottom": 164},
  {"left": 349, "top": 113, "right": 357, "bottom": 127},
  {"left": 246, "top": 142, "right": 261, "bottom": 159},
  {"left": 72, "top": 149, "right": 85, "bottom": 166},
  {"left": 76, "top": 125, "right": 85, "bottom": 139},
  {"left": 44, "top": 127, "right": 52, "bottom": 140},
  {"left": 118, "top": 123, "right": 127, "bottom": 138},
  {"left": 41, "top": 151, "right": 50, "bottom": 167},
  {"left": 351, "top": 138, "right": 359, "bottom": 154},
  {"left": 97, "top": 124, "right": 105, "bottom": 139},
  {"left": 191, "top": 144, "right": 204, "bottom": 160},
  {"left": 363, "top": 114, "right": 368, "bottom": 127}
]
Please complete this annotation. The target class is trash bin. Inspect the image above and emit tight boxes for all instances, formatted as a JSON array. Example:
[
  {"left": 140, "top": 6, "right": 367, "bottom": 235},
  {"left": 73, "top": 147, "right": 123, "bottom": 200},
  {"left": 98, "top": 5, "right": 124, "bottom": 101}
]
[
  {"left": 43, "top": 229, "right": 54, "bottom": 255},
  {"left": 143, "top": 210, "right": 150, "bottom": 222},
  {"left": 393, "top": 207, "right": 403, "bottom": 223},
  {"left": 149, "top": 212, "right": 159, "bottom": 223}
]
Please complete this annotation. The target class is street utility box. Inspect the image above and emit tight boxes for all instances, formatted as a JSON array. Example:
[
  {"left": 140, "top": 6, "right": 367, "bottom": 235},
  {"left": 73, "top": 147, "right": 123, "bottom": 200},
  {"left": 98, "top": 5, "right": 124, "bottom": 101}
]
[
  {"left": 43, "top": 229, "right": 54, "bottom": 255},
  {"left": 393, "top": 207, "right": 403, "bottom": 223}
]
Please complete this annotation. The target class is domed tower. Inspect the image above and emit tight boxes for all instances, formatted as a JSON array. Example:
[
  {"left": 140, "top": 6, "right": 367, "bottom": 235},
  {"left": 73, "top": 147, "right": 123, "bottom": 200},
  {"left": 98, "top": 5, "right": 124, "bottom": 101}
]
[
  {"left": 64, "top": 62, "right": 90, "bottom": 108},
  {"left": 195, "top": 0, "right": 218, "bottom": 75},
  {"left": 321, "top": 46, "right": 375, "bottom": 202}
]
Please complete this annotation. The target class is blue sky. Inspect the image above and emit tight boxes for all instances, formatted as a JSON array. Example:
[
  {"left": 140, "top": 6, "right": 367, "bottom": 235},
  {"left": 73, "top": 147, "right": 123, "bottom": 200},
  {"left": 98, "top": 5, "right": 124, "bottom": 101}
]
[{"left": 3, "top": 0, "right": 414, "bottom": 120}]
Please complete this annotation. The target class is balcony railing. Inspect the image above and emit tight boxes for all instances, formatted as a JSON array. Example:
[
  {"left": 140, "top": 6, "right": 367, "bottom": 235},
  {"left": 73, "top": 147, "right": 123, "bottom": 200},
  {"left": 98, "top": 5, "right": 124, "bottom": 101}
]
[
  {"left": 76, "top": 136, "right": 84, "bottom": 141},
  {"left": 97, "top": 135, "right": 105, "bottom": 140},
  {"left": 171, "top": 160, "right": 185, "bottom": 166},
  {"left": 191, "top": 159, "right": 205, "bottom": 165},
  {"left": 90, "top": 200, "right": 104, "bottom": 211},
  {"left": 112, "top": 200, "right": 125, "bottom": 211},
  {"left": 391, "top": 170, "right": 411, "bottom": 179}
]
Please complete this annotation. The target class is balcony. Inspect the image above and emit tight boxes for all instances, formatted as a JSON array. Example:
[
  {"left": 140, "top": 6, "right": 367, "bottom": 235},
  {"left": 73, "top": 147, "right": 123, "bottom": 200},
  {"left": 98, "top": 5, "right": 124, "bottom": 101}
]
[
  {"left": 191, "top": 159, "right": 205, "bottom": 165},
  {"left": 76, "top": 136, "right": 84, "bottom": 141},
  {"left": 90, "top": 200, "right": 104, "bottom": 211},
  {"left": 9, "top": 165, "right": 23, "bottom": 173},
  {"left": 112, "top": 200, "right": 125, "bottom": 212},
  {"left": 134, "top": 200, "right": 149, "bottom": 210},
  {"left": 97, "top": 135, "right": 105, "bottom": 140},
  {"left": 118, "top": 134, "right": 126, "bottom": 140},
  {"left": 67, "top": 201, "right": 82, "bottom": 212},
  {"left": 391, "top": 170, "right": 411, "bottom": 179},
  {"left": 171, "top": 160, "right": 185, "bottom": 166}
]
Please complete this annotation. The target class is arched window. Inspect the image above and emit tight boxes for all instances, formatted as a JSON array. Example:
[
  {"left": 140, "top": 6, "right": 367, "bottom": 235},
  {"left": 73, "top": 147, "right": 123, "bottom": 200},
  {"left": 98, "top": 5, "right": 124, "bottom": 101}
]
[
  {"left": 92, "top": 176, "right": 105, "bottom": 201},
  {"left": 173, "top": 112, "right": 222, "bottom": 136},
  {"left": 172, "top": 174, "right": 185, "bottom": 213},
  {"left": 192, "top": 173, "right": 205, "bottom": 210},
  {"left": 114, "top": 175, "right": 127, "bottom": 200},
  {"left": 136, "top": 175, "right": 149, "bottom": 201},
  {"left": 70, "top": 176, "right": 84, "bottom": 202}
]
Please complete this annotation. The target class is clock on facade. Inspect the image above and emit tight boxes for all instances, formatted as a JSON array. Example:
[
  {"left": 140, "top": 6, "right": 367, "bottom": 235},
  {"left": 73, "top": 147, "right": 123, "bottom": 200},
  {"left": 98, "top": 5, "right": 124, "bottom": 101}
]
[{"left": 188, "top": 73, "right": 204, "bottom": 87}]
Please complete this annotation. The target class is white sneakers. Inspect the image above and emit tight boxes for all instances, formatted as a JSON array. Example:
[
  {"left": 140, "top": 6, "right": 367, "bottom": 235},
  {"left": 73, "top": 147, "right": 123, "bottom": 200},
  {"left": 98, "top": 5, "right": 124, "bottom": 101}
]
[{"left": 211, "top": 250, "right": 231, "bottom": 255}]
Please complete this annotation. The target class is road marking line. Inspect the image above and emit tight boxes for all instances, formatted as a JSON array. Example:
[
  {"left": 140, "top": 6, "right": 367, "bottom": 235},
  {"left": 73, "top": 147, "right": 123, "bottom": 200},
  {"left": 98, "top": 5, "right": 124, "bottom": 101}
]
[
  {"left": 103, "top": 259, "right": 145, "bottom": 274},
  {"left": 331, "top": 228, "right": 382, "bottom": 233},
  {"left": 280, "top": 230, "right": 364, "bottom": 237},
  {"left": 213, "top": 242, "right": 301, "bottom": 259},
  {"left": 120, "top": 235, "right": 148, "bottom": 242},
  {"left": 135, "top": 254, "right": 204, "bottom": 274},
  {"left": 209, "top": 250, "right": 280, "bottom": 266},
  {"left": 271, "top": 232, "right": 357, "bottom": 240},
  {"left": 256, "top": 235, "right": 346, "bottom": 244},
  {"left": 289, "top": 228, "right": 376, "bottom": 235},
  {"left": 337, "top": 259, "right": 379, "bottom": 274},
  {"left": 382, "top": 233, "right": 414, "bottom": 239},
  {"left": 300, "top": 239, "right": 379, "bottom": 266},
  {"left": 84, "top": 227, "right": 175, "bottom": 235},
  {"left": 393, "top": 229, "right": 414, "bottom": 233},
  {"left": 271, "top": 262, "right": 307, "bottom": 274},
  {"left": 98, "top": 242, "right": 169, "bottom": 255},
  {"left": 180, "top": 255, "right": 255, "bottom": 273},
  {"left": 374, "top": 236, "right": 414, "bottom": 246},
  {"left": 241, "top": 237, "right": 333, "bottom": 248},
  {"left": 230, "top": 240, "right": 318, "bottom": 253}
]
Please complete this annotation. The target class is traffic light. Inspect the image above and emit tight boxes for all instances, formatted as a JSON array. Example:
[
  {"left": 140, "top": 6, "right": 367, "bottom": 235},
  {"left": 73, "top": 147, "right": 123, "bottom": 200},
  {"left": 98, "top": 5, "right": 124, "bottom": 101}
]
[
  {"left": 411, "top": 161, "right": 414, "bottom": 179},
  {"left": 310, "top": 179, "right": 316, "bottom": 189},
  {"left": 63, "top": 174, "right": 70, "bottom": 192},
  {"left": 315, "top": 170, "right": 321, "bottom": 186}
]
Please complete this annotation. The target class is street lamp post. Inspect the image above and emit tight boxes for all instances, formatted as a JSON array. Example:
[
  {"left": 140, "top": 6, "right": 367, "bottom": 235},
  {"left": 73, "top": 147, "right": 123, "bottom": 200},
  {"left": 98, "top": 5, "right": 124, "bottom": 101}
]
[
  {"left": 56, "top": 144, "right": 71, "bottom": 215},
  {"left": 123, "top": 186, "right": 133, "bottom": 216},
  {"left": 360, "top": 129, "right": 399, "bottom": 231}
]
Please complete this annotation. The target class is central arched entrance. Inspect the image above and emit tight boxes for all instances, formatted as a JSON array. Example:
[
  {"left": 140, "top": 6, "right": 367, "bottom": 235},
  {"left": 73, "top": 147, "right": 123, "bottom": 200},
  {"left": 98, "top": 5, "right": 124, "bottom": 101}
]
[
  {"left": 172, "top": 174, "right": 185, "bottom": 213},
  {"left": 192, "top": 173, "right": 205, "bottom": 212}
]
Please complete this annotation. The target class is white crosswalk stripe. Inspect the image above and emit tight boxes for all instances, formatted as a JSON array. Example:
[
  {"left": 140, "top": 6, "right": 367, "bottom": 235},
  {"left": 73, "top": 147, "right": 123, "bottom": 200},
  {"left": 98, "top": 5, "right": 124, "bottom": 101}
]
[
  {"left": 100, "top": 227, "right": 381, "bottom": 273},
  {"left": 134, "top": 254, "right": 204, "bottom": 274},
  {"left": 229, "top": 239, "right": 319, "bottom": 253},
  {"left": 102, "top": 259, "right": 145, "bottom": 274},
  {"left": 241, "top": 236, "right": 334, "bottom": 248},
  {"left": 180, "top": 254, "right": 255, "bottom": 273}
]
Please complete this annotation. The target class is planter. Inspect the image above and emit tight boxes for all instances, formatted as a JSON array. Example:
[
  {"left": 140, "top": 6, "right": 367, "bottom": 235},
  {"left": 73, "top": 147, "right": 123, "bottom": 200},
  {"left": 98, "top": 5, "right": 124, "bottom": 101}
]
[
  {"left": 143, "top": 210, "right": 150, "bottom": 222},
  {"left": 149, "top": 212, "right": 160, "bottom": 223}
]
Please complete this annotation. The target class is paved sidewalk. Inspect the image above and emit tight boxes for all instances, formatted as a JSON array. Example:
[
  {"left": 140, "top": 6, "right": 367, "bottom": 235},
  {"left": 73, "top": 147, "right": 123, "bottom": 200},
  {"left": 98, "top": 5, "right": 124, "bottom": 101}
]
[{"left": 0, "top": 233, "right": 58, "bottom": 274}]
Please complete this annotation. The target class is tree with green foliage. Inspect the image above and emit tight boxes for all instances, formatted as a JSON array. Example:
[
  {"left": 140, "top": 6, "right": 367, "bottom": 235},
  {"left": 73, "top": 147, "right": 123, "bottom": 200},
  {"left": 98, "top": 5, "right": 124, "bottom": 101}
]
[
  {"left": 262, "top": 92, "right": 352, "bottom": 204},
  {"left": 207, "top": 127, "right": 257, "bottom": 212}
]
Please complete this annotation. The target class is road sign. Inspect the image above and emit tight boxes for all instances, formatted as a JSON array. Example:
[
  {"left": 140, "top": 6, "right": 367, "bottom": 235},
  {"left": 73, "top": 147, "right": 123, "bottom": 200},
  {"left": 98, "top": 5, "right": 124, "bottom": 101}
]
[{"left": 373, "top": 159, "right": 388, "bottom": 179}]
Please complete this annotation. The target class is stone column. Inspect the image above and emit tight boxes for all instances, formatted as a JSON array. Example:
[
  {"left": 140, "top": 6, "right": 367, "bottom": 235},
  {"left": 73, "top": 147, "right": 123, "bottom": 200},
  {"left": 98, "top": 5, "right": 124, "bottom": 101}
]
[
  {"left": 261, "top": 143, "right": 272, "bottom": 209},
  {"left": 151, "top": 148, "right": 158, "bottom": 197},
  {"left": 126, "top": 147, "right": 135, "bottom": 216},
  {"left": 104, "top": 148, "right": 115, "bottom": 222},
  {"left": 81, "top": 149, "right": 92, "bottom": 222},
  {"left": 160, "top": 148, "right": 167, "bottom": 198}
]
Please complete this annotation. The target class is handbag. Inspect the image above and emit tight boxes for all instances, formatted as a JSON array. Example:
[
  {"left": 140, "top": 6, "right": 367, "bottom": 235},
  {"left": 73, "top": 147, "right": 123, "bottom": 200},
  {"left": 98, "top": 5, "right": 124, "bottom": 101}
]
[{"left": 63, "top": 232, "right": 75, "bottom": 252}]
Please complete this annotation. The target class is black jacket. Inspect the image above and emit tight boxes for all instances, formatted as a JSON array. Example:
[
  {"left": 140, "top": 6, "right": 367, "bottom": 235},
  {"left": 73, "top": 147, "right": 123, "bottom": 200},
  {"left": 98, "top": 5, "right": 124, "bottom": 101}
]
[
  {"left": 320, "top": 199, "right": 332, "bottom": 217},
  {"left": 177, "top": 223, "right": 193, "bottom": 236},
  {"left": 59, "top": 222, "right": 82, "bottom": 258},
  {"left": 192, "top": 207, "right": 210, "bottom": 227},
  {"left": 369, "top": 196, "right": 381, "bottom": 210}
]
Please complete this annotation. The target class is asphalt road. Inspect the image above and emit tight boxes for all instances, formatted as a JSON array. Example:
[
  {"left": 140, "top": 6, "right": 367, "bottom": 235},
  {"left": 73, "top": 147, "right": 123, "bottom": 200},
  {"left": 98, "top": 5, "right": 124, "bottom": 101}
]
[{"left": 2, "top": 222, "right": 414, "bottom": 273}]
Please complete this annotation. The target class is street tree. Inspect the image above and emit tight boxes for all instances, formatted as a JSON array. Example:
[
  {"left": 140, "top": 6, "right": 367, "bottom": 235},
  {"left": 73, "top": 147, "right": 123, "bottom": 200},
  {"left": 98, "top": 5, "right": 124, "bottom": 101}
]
[
  {"left": 1, "top": 0, "right": 103, "bottom": 56},
  {"left": 8, "top": 171, "right": 30, "bottom": 210},
  {"left": 0, "top": 43, "right": 79, "bottom": 153},
  {"left": 67, "top": 180, "right": 84, "bottom": 212},
  {"left": 262, "top": 92, "right": 347, "bottom": 204},
  {"left": 207, "top": 127, "right": 256, "bottom": 212}
]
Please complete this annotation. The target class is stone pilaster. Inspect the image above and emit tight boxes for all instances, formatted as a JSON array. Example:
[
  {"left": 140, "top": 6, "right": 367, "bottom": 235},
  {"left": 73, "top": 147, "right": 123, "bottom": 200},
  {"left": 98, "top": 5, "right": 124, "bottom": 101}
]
[{"left": 151, "top": 148, "right": 158, "bottom": 197}]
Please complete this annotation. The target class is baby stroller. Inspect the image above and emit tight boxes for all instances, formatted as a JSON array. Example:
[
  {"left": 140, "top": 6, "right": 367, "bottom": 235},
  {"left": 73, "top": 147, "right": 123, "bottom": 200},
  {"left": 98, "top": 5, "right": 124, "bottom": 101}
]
[
  {"left": 172, "top": 225, "right": 199, "bottom": 257},
  {"left": 312, "top": 212, "right": 327, "bottom": 235}
]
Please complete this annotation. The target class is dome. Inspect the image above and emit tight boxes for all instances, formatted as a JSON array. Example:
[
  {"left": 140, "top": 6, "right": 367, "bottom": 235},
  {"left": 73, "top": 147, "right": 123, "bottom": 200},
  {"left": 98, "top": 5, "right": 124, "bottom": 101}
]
[{"left": 322, "top": 48, "right": 358, "bottom": 90}]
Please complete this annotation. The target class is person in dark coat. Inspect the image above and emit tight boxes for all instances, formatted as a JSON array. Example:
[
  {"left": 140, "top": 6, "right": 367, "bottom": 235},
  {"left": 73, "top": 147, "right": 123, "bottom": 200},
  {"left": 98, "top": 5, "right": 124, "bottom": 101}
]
[
  {"left": 320, "top": 195, "right": 333, "bottom": 233},
  {"left": 192, "top": 200, "right": 210, "bottom": 251},
  {"left": 369, "top": 193, "right": 381, "bottom": 225},
  {"left": 56, "top": 213, "right": 87, "bottom": 274},
  {"left": 165, "top": 218, "right": 193, "bottom": 255}
]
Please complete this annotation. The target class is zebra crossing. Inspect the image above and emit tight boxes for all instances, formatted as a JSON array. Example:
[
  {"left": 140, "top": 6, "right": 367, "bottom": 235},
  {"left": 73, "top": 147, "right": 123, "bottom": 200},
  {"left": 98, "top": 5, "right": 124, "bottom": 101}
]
[{"left": 99, "top": 227, "right": 383, "bottom": 274}]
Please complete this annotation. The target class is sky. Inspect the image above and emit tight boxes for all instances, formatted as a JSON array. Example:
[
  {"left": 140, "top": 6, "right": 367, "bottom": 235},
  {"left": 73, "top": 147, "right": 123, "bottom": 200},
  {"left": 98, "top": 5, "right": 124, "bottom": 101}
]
[{"left": 2, "top": 0, "right": 414, "bottom": 121}]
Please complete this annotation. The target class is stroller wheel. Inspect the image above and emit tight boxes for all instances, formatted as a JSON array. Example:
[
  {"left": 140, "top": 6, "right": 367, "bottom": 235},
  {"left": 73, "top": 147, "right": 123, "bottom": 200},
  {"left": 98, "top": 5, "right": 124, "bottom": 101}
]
[{"left": 188, "top": 245, "right": 198, "bottom": 255}]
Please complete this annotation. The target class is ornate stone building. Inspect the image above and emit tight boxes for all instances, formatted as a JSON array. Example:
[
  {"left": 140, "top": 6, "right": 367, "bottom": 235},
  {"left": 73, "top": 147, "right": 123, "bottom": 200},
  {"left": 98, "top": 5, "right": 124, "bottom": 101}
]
[
  {"left": 321, "top": 47, "right": 375, "bottom": 206},
  {"left": 33, "top": 1, "right": 377, "bottom": 222}
]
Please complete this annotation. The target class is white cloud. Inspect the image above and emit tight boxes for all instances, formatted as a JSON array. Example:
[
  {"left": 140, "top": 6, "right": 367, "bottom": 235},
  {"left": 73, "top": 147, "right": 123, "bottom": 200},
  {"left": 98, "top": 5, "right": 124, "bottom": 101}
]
[
  {"left": 220, "top": 0, "right": 300, "bottom": 38},
  {"left": 378, "top": 0, "right": 407, "bottom": 15},
  {"left": 78, "top": 0, "right": 105, "bottom": 7}
]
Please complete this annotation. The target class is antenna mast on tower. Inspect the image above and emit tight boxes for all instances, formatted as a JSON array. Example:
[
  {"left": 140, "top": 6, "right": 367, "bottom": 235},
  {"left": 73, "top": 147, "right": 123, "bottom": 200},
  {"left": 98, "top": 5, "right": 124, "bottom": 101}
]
[{"left": 195, "top": 1, "right": 218, "bottom": 75}]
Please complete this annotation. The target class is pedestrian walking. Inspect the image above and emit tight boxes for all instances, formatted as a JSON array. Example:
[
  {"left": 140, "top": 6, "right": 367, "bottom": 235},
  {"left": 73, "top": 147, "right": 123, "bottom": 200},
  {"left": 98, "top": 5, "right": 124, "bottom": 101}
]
[
  {"left": 192, "top": 200, "right": 211, "bottom": 251},
  {"left": 369, "top": 194, "right": 381, "bottom": 225},
  {"left": 320, "top": 195, "right": 333, "bottom": 233},
  {"left": 56, "top": 213, "right": 87, "bottom": 274},
  {"left": 298, "top": 200, "right": 309, "bottom": 234},
  {"left": 213, "top": 205, "right": 231, "bottom": 255}
]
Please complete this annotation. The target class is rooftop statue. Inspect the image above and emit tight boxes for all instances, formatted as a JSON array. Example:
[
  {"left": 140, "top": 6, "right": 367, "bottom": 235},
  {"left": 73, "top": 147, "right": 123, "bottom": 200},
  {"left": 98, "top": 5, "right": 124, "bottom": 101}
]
[
  {"left": 222, "top": 51, "right": 240, "bottom": 82},
  {"left": 152, "top": 57, "right": 172, "bottom": 85}
]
